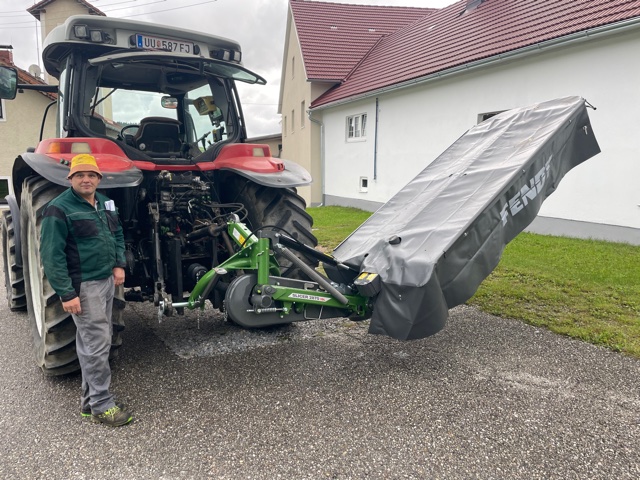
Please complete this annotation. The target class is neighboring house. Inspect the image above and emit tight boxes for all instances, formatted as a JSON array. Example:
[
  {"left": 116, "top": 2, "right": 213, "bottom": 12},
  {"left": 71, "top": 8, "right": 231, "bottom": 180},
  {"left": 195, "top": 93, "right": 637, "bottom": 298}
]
[
  {"left": 279, "top": 0, "right": 433, "bottom": 206},
  {"left": 281, "top": 0, "right": 640, "bottom": 242},
  {"left": 27, "top": 0, "right": 105, "bottom": 83},
  {"left": 0, "top": 50, "right": 56, "bottom": 204},
  {"left": 0, "top": 0, "right": 105, "bottom": 203}
]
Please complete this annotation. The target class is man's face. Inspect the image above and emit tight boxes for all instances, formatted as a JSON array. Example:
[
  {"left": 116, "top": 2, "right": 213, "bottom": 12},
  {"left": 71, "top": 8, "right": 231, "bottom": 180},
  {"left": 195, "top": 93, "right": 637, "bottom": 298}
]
[{"left": 70, "top": 171, "right": 101, "bottom": 199}]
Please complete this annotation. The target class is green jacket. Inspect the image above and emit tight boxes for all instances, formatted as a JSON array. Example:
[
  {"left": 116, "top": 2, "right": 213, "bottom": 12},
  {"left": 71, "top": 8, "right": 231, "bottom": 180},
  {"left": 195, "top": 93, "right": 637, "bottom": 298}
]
[{"left": 40, "top": 188, "right": 126, "bottom": 302}]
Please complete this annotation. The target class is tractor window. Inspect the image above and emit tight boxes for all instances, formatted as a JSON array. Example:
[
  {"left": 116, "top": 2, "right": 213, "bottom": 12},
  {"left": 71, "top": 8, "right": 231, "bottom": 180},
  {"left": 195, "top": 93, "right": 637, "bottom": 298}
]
[
  {"left": 78, "top": 56, "right": 238, "bottom": 159},
  {"left": 110, "top": 89, "right": 178, "bottom": 128}
]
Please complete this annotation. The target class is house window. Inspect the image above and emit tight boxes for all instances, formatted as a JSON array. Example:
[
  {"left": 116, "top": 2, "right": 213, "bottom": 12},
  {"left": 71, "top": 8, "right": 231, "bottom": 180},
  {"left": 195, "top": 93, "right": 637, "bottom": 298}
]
[
  {"left": 300, "top": 101, "right": 305, "bottom": 128},
  {"left": 0, "top": 99, "right": 5, "bottom": 121},
  {"left": 283, "top": 116, "right": 287, "bottom": 137},
  {"left": 346, "top": 113, "right": 367, "bottom": 141},
  {"left": 291, "top": 109, "right": 295, "bottom": 133},
  {"left": 291, "top": 56, "right": 295, "bottom": 79},
  {"left": 0, "top": 176, "right": 12, "bottom": 204},
  {"left": 478, "top": 110, "right": 505, "bottom": 123}
]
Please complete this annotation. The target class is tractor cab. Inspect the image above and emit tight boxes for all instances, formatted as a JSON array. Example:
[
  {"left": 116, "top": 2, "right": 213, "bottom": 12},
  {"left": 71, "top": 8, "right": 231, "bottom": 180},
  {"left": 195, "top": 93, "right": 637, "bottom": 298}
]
[{"left": 38, "top": 15, "right": 266, "bottom": 164}]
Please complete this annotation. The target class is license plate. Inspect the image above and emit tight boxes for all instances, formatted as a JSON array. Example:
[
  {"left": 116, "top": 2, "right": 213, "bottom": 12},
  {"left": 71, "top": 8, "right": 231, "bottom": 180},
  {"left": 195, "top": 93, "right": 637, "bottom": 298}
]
[{"left": 135, "top": 34, "right": 195, "bottom": 54}]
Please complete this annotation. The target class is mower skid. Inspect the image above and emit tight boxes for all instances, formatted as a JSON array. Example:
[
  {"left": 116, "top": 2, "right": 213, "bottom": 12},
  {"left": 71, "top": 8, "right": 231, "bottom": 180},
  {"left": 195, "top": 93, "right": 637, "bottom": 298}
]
[{"left": 333, "top": 96, "right": 601, "bottom": 341}]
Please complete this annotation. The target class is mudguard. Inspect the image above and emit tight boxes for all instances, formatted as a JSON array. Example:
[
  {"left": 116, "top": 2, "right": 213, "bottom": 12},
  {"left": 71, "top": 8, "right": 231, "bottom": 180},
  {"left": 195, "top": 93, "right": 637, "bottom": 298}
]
[
  {"left": 333, "top": 96, "right": 601, "bottom": 341},
  {"left": 203, "top": 143, "right": 312, "bottom": 188},
  {"left": 217, "top": 159, "right": 311, "bottom": 188},
  {"left": 21, "top": 138, "right": 143, "bottom": 189}
]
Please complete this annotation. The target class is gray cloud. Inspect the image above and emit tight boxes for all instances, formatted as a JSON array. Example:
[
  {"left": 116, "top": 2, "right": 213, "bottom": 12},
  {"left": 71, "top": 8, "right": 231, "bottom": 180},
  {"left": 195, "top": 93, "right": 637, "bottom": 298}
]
[{"left": 2, "top": 0, "right": 456, "bottom": 136}]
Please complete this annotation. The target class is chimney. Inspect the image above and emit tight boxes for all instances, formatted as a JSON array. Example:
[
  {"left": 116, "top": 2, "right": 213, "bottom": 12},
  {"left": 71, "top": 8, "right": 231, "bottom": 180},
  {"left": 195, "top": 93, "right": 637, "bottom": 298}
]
[{"left": 0, "top": 46, "right": 14, "bottom": 66}]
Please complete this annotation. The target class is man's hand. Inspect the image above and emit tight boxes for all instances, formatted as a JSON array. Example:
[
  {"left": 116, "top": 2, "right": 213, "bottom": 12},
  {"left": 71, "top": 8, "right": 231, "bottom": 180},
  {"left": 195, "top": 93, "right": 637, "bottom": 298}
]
[
  {"left": 113, "top": 267, "right": 125, "bottom": 286},
  {"left": 62, "top": 297, "right": 81, "bottom": 315}
]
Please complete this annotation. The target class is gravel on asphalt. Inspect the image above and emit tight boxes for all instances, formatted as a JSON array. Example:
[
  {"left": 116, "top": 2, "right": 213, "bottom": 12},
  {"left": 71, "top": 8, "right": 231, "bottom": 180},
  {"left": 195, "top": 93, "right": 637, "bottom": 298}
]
[{"left": 1, "top": 299, "right": 638, "bottom": 479}]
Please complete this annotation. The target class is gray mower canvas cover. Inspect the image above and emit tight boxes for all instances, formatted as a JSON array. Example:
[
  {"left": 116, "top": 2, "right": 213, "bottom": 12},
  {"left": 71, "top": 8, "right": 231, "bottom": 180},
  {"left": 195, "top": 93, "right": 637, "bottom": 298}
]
[{"left": 333, "top": 96, "right": 601, "bottom": 340}]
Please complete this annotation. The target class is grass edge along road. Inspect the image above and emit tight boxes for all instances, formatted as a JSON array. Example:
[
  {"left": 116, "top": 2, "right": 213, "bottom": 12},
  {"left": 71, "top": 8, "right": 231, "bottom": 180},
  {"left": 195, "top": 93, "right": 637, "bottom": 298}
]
[{"left": 308, "top": 206, "right": 640, "bottom": 359}]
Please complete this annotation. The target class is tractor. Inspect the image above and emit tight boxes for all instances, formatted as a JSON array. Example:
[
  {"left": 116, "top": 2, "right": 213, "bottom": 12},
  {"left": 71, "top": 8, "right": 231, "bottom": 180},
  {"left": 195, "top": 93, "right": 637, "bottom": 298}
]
[{"left": 0, "top": 15, "right": 318, "bottom": 375}]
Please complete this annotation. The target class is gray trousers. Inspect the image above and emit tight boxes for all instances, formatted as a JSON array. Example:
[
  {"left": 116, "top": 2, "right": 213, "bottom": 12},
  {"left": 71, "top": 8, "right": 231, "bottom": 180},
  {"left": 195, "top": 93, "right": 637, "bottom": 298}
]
[{"left": 72, "top": 277, "right": 116, "bottom": 415}]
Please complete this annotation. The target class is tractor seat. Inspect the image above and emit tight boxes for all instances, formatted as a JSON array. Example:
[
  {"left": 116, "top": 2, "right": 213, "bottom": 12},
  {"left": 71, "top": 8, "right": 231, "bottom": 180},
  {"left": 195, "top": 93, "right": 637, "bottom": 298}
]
[{"left": 133, "top": 117, "right": 182, "bottom": 157}]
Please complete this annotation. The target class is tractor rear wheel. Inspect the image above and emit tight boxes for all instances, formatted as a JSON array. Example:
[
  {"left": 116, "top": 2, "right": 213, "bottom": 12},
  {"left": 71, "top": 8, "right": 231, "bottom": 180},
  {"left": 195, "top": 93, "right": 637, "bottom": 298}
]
[
  {"left": 21, "top": 176, "right": 125, "bottom": 376},
  {"left": 1, "top": 209, "right": 26, "bottom": 311},
  {"left": 222, "top": 177, "right": 318, "bottom": 279}
]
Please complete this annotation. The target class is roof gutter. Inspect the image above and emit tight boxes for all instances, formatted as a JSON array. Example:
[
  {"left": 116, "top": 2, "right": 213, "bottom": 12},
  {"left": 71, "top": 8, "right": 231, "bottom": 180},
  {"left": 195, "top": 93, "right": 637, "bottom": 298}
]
[
  {"left": 308, "top": 111, "right": 325, "bottom": 205},
  {"left": 311, "top": 17, "right": 640, "bottom": 111}
]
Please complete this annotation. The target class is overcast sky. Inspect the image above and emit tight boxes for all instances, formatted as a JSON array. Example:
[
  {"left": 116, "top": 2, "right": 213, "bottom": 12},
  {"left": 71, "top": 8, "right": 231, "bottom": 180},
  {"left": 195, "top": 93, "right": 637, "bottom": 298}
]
[{"left": 1, "top": 0, "right": 457, "bottom": 136}]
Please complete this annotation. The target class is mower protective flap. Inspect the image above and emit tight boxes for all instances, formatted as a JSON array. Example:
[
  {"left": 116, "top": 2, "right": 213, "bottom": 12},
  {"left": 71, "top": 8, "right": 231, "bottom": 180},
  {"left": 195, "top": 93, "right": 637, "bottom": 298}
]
[{"left": 332, "top": 96, "right": 601, "bottom": 340}]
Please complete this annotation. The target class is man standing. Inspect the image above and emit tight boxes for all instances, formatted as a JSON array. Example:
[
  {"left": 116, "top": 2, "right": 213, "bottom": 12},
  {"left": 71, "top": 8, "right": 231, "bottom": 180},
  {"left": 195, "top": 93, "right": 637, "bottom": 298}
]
[{"left": 40, "top": 154, "right": 133, "bottom": 427}]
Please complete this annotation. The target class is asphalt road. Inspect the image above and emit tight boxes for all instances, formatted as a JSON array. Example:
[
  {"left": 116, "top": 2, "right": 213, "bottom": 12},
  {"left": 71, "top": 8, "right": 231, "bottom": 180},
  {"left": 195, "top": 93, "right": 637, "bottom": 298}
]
[{"left": 1, "top": 299, "right": 638, "bottom": 479}]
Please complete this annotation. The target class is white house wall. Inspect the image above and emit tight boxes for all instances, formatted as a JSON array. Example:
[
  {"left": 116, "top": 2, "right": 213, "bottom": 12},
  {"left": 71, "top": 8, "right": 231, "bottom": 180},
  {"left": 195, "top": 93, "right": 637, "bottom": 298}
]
[{"left": 322, "top": 29, "right": 640, "bottom": 230}]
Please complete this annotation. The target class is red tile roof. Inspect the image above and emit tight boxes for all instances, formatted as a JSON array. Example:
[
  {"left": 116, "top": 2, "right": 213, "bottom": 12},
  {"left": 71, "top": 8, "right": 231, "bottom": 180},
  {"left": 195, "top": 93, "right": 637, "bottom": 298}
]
[
  {"left": 290, "top": 0, "right": 435, "bottom": 81},
  {"left": 0, "top": 50, "right": 57, "bottom": 100},
  {"left": 305, "top": 0, "right": 640, "bottom": 108},
  {"left": 28, "top": 0, "right": 105, "bottom": 20}
]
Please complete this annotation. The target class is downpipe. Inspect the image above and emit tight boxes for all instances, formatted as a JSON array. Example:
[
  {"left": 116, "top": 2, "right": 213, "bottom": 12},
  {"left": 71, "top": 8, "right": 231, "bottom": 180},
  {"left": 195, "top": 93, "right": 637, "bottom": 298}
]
[{"left": 308, "top": 112, "right": 325, "bottom": 205}]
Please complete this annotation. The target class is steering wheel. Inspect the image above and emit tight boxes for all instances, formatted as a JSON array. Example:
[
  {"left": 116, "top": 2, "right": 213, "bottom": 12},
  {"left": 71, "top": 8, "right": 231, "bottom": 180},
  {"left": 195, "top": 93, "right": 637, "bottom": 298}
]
[{"left": 118, "top": 124, "right": 140, "bottom": 141}]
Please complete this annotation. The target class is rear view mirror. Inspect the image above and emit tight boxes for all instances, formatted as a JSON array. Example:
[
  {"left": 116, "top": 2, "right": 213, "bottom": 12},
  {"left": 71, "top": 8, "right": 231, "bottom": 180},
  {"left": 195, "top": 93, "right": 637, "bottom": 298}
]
[
  {"left": 161, "top": 96, "right": 178, "bottom": 109},
  {"left": 0, "top": 66, "right": 18, "bottom": 100}
]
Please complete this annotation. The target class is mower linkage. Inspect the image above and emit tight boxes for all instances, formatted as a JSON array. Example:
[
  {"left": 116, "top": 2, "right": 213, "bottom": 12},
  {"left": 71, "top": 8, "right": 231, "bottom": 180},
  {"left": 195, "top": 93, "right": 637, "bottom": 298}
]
[{"left": 158, "top": 216, "right": 380, "bottom": 327}]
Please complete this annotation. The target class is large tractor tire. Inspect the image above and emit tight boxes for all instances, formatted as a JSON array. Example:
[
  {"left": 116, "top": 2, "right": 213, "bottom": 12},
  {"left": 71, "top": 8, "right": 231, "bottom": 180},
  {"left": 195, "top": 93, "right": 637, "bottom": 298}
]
[
  {"left": 1, "top": 209, "right": 27, "bottom": 311},
  {"left": 222, "top": 176, "right": 318, "bottom": 279},
  {"left": 21, "top": 176, "right": 126, "bottom": 376}
]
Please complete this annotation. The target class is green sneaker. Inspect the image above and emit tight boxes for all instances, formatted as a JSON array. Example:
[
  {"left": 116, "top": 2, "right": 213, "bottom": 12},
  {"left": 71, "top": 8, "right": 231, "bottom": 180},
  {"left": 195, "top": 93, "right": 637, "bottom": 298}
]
[
  {"left": 92, "top": 406, "right": 133, "bottom": 427},
  {"left": 81, "top": 401, "right": 126, "bottom": 418}
]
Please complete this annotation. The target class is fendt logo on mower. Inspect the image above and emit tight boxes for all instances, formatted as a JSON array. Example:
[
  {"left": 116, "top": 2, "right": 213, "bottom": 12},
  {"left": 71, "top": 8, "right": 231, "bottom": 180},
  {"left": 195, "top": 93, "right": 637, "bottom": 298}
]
[{"left": 500, "top": 157, "right": 552, "bottom": 226}]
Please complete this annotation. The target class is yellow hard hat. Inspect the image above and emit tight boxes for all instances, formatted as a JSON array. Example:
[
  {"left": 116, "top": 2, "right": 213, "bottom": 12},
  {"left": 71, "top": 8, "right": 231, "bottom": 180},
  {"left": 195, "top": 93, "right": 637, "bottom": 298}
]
[{"left": 67, "top": 154, "right": 102, "bottom": 179}]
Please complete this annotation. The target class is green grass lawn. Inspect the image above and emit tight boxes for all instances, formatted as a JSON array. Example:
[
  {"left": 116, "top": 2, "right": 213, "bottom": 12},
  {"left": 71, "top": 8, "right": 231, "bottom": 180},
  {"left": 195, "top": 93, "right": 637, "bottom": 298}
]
[
  {"left": 308, "top": 206, "right": 372, "bottom": 251},
  {"left": 308, "top": 206, "right": 640, "bottom": 358},
  {"left": 469, "top": 233, "right": 640, "bottom": 357}
]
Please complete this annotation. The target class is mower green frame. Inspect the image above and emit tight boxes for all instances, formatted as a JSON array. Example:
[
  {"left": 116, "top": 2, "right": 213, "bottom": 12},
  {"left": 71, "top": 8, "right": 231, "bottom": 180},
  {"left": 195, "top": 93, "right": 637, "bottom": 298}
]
[{"left": 173, "top": 219, "right": 371, "bottom": 320}]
